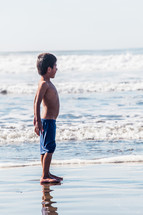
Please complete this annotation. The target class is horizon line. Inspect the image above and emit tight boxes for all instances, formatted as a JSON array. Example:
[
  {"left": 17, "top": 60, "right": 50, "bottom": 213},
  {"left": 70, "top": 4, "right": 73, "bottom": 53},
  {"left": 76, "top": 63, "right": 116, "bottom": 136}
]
[{"left": 0, "top": 47, "right": 143, "bottom": 53}]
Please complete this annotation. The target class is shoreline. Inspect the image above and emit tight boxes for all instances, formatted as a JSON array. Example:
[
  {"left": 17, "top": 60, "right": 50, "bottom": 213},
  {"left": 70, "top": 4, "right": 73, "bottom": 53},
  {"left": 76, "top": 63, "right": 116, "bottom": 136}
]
[
  {"left": 1, "top": 154, "right": 143, "bottom": 169},
  {"left": 0, "top": 163, "right": 143, "bottom": 214}
]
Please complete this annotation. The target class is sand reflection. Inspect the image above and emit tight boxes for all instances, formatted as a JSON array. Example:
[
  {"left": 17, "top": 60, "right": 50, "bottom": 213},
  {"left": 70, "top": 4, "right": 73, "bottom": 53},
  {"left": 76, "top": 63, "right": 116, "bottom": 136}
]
[{"left": 41, "top": 183, "right": 61, "bottom": 215}]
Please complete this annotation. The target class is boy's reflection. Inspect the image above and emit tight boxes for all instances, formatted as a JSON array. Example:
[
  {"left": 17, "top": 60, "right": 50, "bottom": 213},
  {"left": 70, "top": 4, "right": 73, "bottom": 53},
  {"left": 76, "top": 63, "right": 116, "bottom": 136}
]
[{"left": 41, "top": 183, "right": 61, "bottom": 215}]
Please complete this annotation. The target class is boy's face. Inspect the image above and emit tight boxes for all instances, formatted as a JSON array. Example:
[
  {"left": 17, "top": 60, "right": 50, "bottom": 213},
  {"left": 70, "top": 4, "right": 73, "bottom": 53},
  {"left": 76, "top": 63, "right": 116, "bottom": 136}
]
[{"left": 48, "top": 62, "right": 57, "bottom": 78}]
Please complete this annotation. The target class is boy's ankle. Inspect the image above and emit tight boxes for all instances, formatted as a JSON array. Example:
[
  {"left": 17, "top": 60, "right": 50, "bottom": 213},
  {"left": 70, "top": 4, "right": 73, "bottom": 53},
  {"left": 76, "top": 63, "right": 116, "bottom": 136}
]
[{"left": 42, "top": 175, "right": 49, "bottom": 179}]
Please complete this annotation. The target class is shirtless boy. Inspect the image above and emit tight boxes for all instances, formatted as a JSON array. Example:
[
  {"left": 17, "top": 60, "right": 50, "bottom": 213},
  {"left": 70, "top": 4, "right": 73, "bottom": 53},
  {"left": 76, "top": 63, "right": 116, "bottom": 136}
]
[{"left": 34, "top": 53, "right": 63, "bottom": 183}]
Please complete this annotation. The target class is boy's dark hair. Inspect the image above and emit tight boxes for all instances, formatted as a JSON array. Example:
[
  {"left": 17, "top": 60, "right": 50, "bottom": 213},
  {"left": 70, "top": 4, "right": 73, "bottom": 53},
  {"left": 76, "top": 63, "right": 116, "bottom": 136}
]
[{"left": 37, "top": 53, "right": 57, "bottom": 76}]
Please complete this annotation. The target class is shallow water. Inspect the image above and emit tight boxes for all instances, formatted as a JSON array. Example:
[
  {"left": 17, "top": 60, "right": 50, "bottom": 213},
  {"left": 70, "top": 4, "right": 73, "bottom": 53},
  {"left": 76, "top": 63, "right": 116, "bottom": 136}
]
[
  {"left": 0, "top": 49, "right": 143, "bottom": 167},
  {"left": 1, "top": 164, "right": 143, "bottom": 215}
]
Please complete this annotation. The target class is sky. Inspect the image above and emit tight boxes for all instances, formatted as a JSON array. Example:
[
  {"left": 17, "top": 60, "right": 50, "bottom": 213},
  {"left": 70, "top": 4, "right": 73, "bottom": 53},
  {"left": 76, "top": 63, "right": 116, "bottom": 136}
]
[{"left": 0, "top": 0, "right": 143, "bottom": 51}]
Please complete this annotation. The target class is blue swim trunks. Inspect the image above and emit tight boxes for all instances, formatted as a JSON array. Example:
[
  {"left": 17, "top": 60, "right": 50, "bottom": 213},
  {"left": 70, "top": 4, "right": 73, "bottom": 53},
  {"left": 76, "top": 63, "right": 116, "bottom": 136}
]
[{"left": 40, "top": 119, "right": 56, "bottom": 155}]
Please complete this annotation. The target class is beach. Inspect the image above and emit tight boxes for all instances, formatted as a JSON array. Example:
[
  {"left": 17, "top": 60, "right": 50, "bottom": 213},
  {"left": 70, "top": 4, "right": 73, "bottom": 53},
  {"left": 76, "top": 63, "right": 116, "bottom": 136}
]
[
  {"left": 0, "top": 163, "right": 143, "bottom": 215},
  {"left": 1, "top": 0, "right": 143, "bottom": 212}
]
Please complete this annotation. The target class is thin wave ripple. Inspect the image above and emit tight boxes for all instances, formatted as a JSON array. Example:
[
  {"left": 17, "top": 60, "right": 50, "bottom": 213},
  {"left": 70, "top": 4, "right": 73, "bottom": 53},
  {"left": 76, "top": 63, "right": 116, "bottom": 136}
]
[{"left": 0, "top": 155, "right": 143, "bottom": 168}]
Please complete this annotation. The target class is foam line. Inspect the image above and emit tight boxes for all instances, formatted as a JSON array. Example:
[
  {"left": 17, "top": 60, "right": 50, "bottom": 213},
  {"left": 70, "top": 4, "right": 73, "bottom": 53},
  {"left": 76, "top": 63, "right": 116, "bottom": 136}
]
[{"left": 0, "top": 155, "right": 143, "bottom": 168}]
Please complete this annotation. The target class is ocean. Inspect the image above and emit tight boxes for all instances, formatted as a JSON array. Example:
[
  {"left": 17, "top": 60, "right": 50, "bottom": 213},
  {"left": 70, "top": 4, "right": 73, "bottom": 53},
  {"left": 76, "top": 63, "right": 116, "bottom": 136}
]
[{"left": 0, "top": 49, "right": 143, "bottom": 168}]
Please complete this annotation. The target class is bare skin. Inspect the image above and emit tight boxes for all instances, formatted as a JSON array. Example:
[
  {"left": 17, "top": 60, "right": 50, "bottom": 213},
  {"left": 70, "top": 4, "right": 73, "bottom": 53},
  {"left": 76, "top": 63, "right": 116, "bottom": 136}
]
[
  {"left": 34, "top": 63, "right": 63, "bottom": 183},
  {"left": 41, "top": 154, "right": 63, "bottom": 181}
]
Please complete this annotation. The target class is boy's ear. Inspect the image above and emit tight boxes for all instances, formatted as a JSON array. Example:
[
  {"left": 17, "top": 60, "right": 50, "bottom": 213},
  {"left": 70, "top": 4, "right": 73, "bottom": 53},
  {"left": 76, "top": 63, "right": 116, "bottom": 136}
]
[{"left": 47, "top": 67, "right": 51, "bottom": 73}]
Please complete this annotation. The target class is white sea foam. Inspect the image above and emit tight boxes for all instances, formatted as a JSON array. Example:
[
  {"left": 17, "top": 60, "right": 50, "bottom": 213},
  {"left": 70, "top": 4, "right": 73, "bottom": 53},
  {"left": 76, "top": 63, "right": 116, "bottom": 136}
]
[
  {"left": 0, "top": 54, "right": 36, "bottom": 74},
  {"left": 0, "top": 53, "right": 143, "bottom": 75},
  {"left": 56, "top": 122, "right": 143, "bottom": 141},
  {"left": 0, "top": 120, "right": 143, "bottom": 144},
  {"left": 0, "top": 81, "right": 143, "bottom": 94},
  {"left": 52, "top": 155, "right": 143, "bottom": 165},
  {"left": 56, "top": 81, "right": 143, "bottom": 94},
  {"left": 0, "top": 83, "right": 37, "bottom": 94},
  {"left": 58, "top": 53, "right": 143, "bottom": 74},
  {"left": 0, "top": 161, "right": 41, "bottom": 168},
  {"left": 0, "top": 155, "right": 143, "bottom": 168}
]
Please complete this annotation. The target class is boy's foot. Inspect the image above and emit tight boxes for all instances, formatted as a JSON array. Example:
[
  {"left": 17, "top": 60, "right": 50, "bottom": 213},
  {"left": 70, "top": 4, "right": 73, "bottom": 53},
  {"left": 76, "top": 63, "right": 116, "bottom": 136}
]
[
  {"left": 49, "top": 173, "right": 63, "bottom": 181},
  {"left": 40, "top": 177, "right": 60, "bottom": 184}
]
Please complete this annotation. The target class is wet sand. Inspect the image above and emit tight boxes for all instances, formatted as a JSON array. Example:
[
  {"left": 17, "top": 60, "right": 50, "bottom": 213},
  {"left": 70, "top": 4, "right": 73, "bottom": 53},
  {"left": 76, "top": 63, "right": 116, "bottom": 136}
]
[{"left": 0, "top": 163, "right": 143, "bottom": 214}]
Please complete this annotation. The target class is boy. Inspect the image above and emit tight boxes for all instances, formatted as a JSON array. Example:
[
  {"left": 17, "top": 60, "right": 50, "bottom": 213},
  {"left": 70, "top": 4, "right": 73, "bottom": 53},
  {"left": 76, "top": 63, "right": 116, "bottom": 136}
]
[{"left": 34, "top": 53, "right": 63, "bottom": 183}]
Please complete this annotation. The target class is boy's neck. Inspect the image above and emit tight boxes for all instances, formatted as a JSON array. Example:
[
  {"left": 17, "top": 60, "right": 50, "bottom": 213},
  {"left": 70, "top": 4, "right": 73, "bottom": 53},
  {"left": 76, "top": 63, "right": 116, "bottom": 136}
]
[{"left": 41, "top": 75, "right": 51, "bottom": 82}]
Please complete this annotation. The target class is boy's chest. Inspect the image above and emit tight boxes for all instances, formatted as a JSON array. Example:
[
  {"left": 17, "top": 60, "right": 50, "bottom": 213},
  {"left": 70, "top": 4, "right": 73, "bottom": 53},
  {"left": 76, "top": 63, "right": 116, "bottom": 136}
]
[{"left": 45, "top": 85, "right": 59, "bottom": 101}]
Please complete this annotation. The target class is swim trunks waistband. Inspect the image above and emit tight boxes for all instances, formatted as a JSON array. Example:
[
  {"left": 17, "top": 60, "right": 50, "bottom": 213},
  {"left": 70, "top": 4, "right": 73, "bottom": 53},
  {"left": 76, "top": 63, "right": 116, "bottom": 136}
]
[{"left": 41, "top": 118, "right": 56, "bottom": 122}]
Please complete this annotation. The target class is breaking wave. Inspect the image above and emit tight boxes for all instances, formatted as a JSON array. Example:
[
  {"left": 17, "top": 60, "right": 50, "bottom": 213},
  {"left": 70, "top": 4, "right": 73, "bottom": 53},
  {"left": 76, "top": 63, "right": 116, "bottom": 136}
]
[
  {"left": 0, "top": 81, "right": 143, "bottom": 95},
  {"left": 0, "top": 121, "right": 143, "bottom": 144}
]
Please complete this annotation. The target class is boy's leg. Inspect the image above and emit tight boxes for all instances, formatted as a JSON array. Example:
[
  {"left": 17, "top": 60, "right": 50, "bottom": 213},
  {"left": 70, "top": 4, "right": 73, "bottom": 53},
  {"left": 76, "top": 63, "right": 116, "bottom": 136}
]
[
  {"left": 42, "top": 152, "right": 52, "bottom": 179},
  {"left": 41, "top": 154, "right": 63, "bottom": 181},
  {"left": 41, "top": 153, "right": 63, "bottom": 181},
  {"left": 41, "top": 154, "right": 44, "bottom": 167},
  {"left": 40, "top": 152, "right": 59, "bottom": 183}
]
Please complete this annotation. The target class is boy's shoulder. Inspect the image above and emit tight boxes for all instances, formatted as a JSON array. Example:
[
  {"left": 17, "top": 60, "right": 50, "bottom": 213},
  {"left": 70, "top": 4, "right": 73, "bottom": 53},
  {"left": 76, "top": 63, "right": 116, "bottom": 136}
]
[{"left": 38, "top": 80, "right": 49, "bottom": 90}]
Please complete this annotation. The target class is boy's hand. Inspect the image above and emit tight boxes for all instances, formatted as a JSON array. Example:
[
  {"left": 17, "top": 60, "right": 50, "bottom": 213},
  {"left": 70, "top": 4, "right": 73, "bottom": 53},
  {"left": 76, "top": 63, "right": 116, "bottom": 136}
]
[{"left": 34, "top": 121, "right": 44, "bottom": 136}]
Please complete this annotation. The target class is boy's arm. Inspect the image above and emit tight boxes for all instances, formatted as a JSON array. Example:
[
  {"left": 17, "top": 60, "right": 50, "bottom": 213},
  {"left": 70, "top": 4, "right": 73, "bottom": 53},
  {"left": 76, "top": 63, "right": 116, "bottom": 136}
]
[
  {"left": 33, "top": 91, "right": 38, "bottom": 125},
  {"left": 34, "top": 81, "right": 48, "bottom": 136}
]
